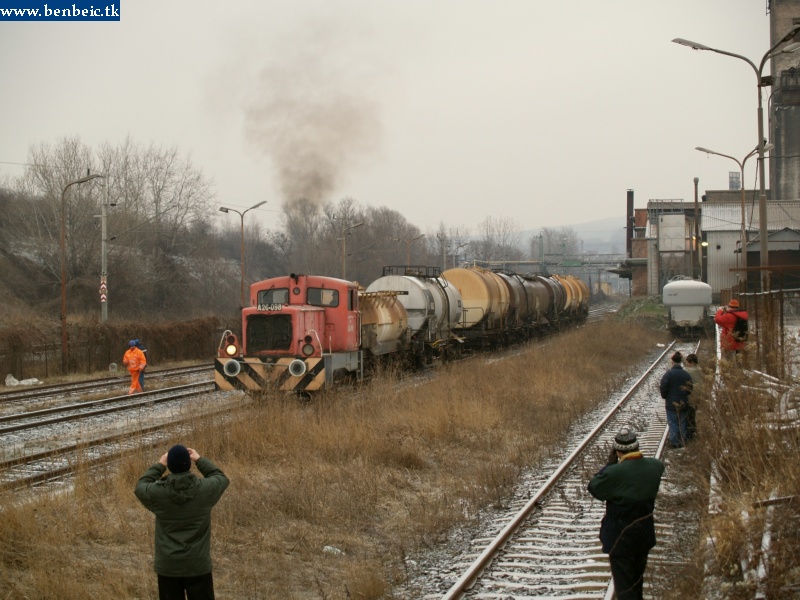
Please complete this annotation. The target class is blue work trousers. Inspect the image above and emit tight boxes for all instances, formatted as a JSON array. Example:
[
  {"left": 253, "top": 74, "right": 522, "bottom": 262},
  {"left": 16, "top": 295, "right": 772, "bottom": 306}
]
[{"left": 666, "top": 407, "right": 687, "bottom": 448}]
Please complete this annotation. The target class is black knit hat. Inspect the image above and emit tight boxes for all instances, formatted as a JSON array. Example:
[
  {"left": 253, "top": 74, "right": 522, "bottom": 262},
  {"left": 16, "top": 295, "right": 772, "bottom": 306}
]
[
  {"left": 167, "top": 444, "right": 191, "bottom": 473},
  {"left": 613, "top": 427, "right": 639, "bottom": 452}
]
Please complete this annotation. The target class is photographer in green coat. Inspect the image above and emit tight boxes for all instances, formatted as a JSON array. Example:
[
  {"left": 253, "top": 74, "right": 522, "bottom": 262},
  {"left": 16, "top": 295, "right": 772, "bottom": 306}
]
[
  {"left": 135, "top": 445, "right": 230, "bottom": 600},
  {"left": 588, "top": 427, "right": 665, "bottom": 600}
]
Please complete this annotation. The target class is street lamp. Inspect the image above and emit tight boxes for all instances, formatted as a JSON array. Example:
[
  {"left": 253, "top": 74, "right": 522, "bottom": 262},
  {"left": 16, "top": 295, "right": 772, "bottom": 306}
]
[
  {"left": 219, "top": 200, "right": 267, "bottom": 308},
  {"left": 394, "top": 234, "right": 425, "bottom": 267},
  {"left": 693, "top": 177, "right": 700, "bottom": 280},
  {"left": 452, "top": 242, "right": 468, "bottom": 269},
  {"left": 338, "top": 221, "right": 363, "bottom": 279},
  {"left": 673, "top": 26, "right": 800, "bottom": 293},
  {"left": 700, "top": 240, "right": 709, "bottom": 281},
  {"left": 61, "top": 173, "right": 103, "bottom": 373},
  {"left": 695, "top": 143, "right": 774, "bottom": 291}
]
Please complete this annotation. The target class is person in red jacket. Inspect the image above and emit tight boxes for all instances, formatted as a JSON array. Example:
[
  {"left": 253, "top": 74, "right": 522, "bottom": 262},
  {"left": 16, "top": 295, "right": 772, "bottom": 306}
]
[
  {"left": 123, "top": 339, "right": 147, "bottom": 394},
  {"left": 714, "top": 299, "right": 748, "bottom": 363}
]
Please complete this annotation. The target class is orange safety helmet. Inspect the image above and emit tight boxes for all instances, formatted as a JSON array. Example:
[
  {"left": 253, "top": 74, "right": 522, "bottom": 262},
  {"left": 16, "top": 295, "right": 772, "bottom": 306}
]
[{"left": 728, "top": 299, "right": 740, "bottom": 309}]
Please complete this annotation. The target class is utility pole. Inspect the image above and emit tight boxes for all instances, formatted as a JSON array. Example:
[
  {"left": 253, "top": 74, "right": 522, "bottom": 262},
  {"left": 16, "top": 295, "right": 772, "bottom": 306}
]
[
  {"left": 339, "top": 221, "right": 364, "bottom": 279},
  {"left": 693, "top": 177, "right": 700, "bottom": 280},
  {"left": 61, "top": 173, "right": 103, "bottom": 373},
  {"left": 395, "top": 234, "right": 425, "bottom": 267},
  {"left": 99, "top": 176, "right": 115, "bottom": 322}
]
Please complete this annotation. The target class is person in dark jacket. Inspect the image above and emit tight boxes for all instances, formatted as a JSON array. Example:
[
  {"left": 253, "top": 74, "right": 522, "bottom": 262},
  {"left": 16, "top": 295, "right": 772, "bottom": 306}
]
[
  {"left": 588, "top": 427, "right": 665, "bottom": 600},
  {"left": 659, "top": 351, "right": 693, "bottom": 448},
  {"left": 684, "top": 353, "right": 703, "bottom": 440},
  {"left": 135, "top": 445, "right": 230, "bottom": 600}
]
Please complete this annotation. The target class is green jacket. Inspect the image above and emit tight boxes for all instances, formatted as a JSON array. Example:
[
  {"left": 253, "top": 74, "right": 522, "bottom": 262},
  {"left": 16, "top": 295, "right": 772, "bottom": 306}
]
[
  {"left": 135, "top": 457, "right": 230, "bottom": 577},
  {"left": 587, "top": 453, "right": 664, "bottom": 556}
]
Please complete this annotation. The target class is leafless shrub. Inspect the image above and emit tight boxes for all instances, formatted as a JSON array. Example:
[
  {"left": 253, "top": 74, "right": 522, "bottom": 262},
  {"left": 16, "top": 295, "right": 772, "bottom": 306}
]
[{"left": 655, "top": 348, "right": 800, "bottom": 599}]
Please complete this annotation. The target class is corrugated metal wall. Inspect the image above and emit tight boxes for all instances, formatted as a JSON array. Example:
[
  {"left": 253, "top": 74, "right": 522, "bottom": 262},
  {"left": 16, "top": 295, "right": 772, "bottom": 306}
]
[
  {"left": 705, "top": 231, "right": 742, "bottom": 293},
  {"left": 647, "top": 239, "right": 659, "bottom": 296}
]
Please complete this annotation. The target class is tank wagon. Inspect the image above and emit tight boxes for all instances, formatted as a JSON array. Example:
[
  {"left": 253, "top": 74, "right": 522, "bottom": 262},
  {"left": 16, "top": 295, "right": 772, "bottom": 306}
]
[
  {"left": 663, "top": 278, "right": 712, "bottom": 335},
  {"left": 215, "top": 267, "right": 592, "bottom": 395},
  {"left": 365, "top": 266, "right": 462, "bottom": 364}
]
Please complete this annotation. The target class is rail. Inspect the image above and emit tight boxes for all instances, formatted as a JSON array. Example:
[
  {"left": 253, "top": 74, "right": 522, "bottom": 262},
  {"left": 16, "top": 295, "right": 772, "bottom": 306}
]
[{"left": 441, "top": 341, "right": 684, "bottom": 599}]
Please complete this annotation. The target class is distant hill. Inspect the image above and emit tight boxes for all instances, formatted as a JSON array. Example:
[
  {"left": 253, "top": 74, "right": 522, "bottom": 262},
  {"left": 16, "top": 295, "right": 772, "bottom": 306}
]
[{"left": 522, "top": 216, "right": 627, "bottom": 255}]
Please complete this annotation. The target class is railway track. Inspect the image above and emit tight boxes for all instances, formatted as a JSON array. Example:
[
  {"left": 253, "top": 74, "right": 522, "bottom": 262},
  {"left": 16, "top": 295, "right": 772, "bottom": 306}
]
[
  {"left": 0, "top": 382, "right": 212, "bottom": 434},
  {"left": 434, "top": 340, "right": 697, "bottom": 600},
  {"left": 0, "top": 363, "right": 212, "bottom": 404},
  {"left": 0, "top": 400, "right": 240, "bottom": 492},
  {"left": 586, "top": 303, "right": 618, "bottom": 324},
  {"left": 0, "top": 378, "right": 243, "bottom": 492}
]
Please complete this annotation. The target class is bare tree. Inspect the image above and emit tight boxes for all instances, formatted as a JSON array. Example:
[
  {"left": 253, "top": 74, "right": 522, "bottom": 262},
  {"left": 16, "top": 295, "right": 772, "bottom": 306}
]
[
  {"left": 7, "top": 136, "right": 216, "bottom": 317},
  {"left": 430, "top": 223, "right": 472, "bottom": 271},
  {"left": 281, "top": 197, "right": 326, "bottom": 275},
  {"left": 95, "top": 139, "right": 214, "bottom": 311},
  {"left": 471, "top": 216, "right": 523, "bottom": 265},
  {"left": 13, "top": 137, "right": 103, "bottom": 302},
  {"left": 535, "top": 227, "right": 580, "bottom": 263}
]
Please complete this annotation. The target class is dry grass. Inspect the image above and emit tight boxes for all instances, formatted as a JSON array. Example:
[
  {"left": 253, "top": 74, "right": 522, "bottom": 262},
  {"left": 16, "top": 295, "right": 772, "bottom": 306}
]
[
  {"left": 0, "top": 319, "right": 667, "bottom": 599},
  {"left": 701, "top": 365, "right": 800, "bottom": 599},
  {"left": 655, "top": 342, "right": 800, "bottom": 599}
]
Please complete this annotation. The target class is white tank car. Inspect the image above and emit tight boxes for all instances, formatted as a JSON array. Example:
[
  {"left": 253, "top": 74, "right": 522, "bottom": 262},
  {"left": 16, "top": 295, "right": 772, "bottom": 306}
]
[
  {"left": 365, "top": 274, "right": 462, "bottom": 342},
  {"left": 663, "top": 278, "right": 712, "bottom": 330}
]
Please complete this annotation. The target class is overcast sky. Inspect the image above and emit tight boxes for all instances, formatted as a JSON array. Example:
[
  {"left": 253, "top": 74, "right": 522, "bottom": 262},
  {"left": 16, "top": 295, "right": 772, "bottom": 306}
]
[{"left": 0, "top": 1, "right": 782, "bottom": 234}]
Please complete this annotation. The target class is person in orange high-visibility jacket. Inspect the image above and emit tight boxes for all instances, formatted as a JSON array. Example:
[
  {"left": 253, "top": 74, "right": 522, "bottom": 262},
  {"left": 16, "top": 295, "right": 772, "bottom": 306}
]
[
  {"left": 714, "top": 299, "right": 749, "bottom": 363},
  {"left": 123, "top": 339, "right": 147, "bottom": 394}
]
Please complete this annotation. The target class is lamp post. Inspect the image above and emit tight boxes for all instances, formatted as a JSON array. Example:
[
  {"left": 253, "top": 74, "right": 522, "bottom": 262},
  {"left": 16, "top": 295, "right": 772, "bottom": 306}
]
[
  {"left": 453, "top": 242, "right": 468, "bottom": 269},
  {"left": 692, "top": 177, "right": 699, "bottom": 279},
  {"left": 395, "top": 234, "right": 425, "bottom": 267},
  {"left": 219, "top": 201, "right": 267, "bottom": 308},
  {"left": 60, "top": 173, "right": 103, "bottom": 373},
  {"left": 695, "top": 143, "right": 774, "bottom": 292},
  {"left": 339, "top": 221, "right": 364, "bottom": 279},
  {"left": 673, "top": 26, "right": 800, "bottom": 293},
  {"left": 436, "top": 232, "right": 447, "bottom": 272},
  {"left": 700, "top": 240, "right": 709, "bottom": 281}
]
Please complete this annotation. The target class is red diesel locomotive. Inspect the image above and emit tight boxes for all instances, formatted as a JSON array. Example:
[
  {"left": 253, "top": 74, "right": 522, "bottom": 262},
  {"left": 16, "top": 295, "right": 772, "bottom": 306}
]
[{"left": 215, "top": 267, "right": 589, "bottom": 396}]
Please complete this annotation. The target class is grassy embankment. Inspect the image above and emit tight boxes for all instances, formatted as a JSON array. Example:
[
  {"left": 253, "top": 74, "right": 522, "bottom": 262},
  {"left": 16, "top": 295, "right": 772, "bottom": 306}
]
[{"left": 7, "top": 300, "right": 797, "bottom": 599}]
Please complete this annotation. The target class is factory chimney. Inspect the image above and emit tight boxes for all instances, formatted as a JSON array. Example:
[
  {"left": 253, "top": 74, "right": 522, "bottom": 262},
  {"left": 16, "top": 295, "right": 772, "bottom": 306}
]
[{"left": 626, "top": 189, "right": 634, "bottom": 259}]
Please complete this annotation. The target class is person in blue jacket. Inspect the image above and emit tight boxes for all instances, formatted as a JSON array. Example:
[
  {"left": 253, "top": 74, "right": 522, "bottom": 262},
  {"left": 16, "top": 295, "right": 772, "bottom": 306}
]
[
  {"left": 134, "top": 339, "right": 148, "bottom": 391},
  {"left": 588, "top": 427, "right": 665, "bottom": 600},
  {"left": 135, "top": 445, "right": 230, "bottom": 600},
  {"left": 659, "top": 351, "right": 693, "bottom": 448}
]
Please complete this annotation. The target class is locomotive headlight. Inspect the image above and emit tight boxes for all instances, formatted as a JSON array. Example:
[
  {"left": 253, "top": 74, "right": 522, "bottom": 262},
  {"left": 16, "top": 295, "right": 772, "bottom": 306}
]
[
  {"left": 217, "top": 331, "right": 240, "bottom": 359},
  {"left": 302, "top": 343, "right": 314, "bottom": 356}
]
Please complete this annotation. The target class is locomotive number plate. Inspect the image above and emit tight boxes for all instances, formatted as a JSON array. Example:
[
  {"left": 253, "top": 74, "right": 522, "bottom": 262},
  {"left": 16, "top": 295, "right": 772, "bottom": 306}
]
[{"left": 258, "top": 304, "right": 283, "bottom": 311}]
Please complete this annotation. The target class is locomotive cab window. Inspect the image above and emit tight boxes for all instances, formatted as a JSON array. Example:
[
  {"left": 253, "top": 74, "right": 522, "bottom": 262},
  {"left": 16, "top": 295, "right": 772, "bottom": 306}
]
[
  {"left": 308, "top": 287, "right": 339, "bottom": 308},
  {"left": 247, "top": 314, "right": 293, "bottom": 352},
  {"left": 258, "top": 288, "right": 289, "bottom": 306}
]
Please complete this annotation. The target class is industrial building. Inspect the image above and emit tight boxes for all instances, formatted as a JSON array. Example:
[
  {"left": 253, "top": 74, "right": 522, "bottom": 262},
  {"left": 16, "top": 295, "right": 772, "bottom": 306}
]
[{"left": 616, "top": 1, "right": 800, "bottom": 303}]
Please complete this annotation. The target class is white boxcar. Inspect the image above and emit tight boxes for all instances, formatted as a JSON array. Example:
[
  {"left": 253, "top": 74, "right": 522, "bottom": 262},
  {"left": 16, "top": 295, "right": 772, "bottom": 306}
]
[{"left": 663, "top": 278, "right": 713, "bottom": 330}]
